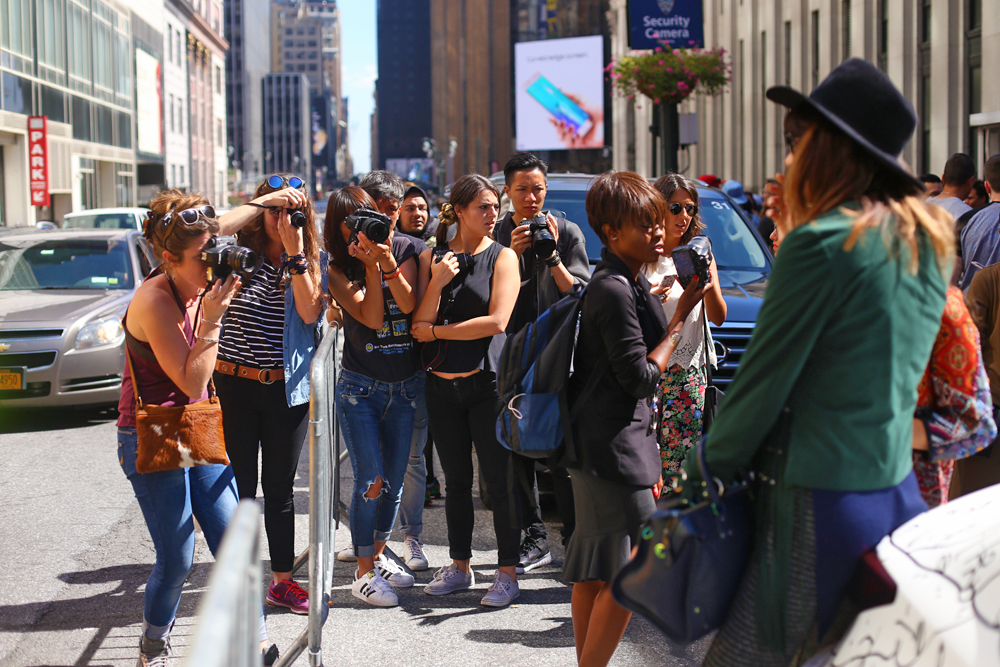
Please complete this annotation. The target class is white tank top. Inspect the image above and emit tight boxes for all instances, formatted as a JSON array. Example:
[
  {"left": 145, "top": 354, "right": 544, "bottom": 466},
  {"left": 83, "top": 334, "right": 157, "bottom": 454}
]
[{"left": 643, "top": 255, "right": 717, "bottom": 370}]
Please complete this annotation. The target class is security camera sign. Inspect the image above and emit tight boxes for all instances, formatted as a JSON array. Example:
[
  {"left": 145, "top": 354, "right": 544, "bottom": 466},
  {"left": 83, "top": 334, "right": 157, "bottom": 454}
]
[
  {"left": 27, "top": 116, "right": 50, "bottom": 207},
  {"left": 628, "top": 0, "right": 704, "bottom": 50}
]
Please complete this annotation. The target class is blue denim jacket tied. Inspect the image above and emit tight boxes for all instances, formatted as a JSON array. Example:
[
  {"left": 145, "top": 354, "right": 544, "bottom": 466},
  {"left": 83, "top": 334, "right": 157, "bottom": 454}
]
[{"left": 282, "top": 251, "right": 328, "bottom": 407}]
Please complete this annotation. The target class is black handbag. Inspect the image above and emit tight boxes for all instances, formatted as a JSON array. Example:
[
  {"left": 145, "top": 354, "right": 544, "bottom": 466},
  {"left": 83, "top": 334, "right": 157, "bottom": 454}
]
[
  {"left": 702, "top": 311, "right": 724, "bottom": 434},
  {"left": 611, "top": 439, "right": 753, "bottom": 644}
]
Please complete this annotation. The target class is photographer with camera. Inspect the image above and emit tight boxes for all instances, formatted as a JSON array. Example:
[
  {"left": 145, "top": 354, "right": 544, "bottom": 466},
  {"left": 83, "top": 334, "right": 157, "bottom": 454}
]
[
  {"left": 643, "top": 174, "right": 726, "bottom": 475},
  {"left": 211, "top": 174, "right": 325, "bottom": 615},
  {"left": 410, "top": 174, "right": 522, "bottom": 607},
  {"left": 326, "top": 186, "right": 421, "bottom": 607},
  {"left": 494, "top": 153, "right": 590, "bottom": 573}
]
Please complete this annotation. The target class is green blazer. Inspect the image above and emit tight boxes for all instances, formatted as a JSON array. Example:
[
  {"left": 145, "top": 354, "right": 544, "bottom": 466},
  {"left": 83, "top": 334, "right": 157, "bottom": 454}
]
[{"left": 703, "top": 205, "right": 947, "bottom": 491}]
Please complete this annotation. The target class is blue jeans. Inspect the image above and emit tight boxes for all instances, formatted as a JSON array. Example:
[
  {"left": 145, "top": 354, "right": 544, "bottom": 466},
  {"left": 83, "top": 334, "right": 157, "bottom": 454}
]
[
  {"left": 335, "top": 369, "right": 418, "bottom": 558},
  {"left": 117, "top": 427, "right": 265, "bottom": 641},
  {"left": 397, "top": 371, "right": 427, "bottom": 537}
]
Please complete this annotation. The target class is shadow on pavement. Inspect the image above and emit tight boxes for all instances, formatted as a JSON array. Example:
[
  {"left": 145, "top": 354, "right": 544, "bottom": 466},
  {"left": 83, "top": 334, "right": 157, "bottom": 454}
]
[
  {"left": 465, "top": 616, "right": 574, "bottom": 648},
  {"left": 0, "top": 406, "right": 118, "bottom": 435}
]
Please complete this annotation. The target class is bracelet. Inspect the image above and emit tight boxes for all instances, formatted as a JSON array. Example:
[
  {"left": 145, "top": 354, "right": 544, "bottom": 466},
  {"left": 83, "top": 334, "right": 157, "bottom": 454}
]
[
  {"left": 286, "top": 252, "right": 309, "bottom": 276},
  {"left": 383, "top": 265, "right": 402, "bottom": 280},
  {"left": 196, "top": 336, "right": 220, "bottom": 344},
  {"left": 544, "top": 250, "right": 562, "bottom": 268},
  {"left": 431, "top": 325, "right": 437, "bottom": 340},
  {"left": 201, "top": 318, "right": 224, "bottom": 328}
]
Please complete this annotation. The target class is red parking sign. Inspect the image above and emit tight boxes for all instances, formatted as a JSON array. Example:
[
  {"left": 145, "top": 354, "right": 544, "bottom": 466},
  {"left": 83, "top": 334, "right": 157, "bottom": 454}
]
[{"left": 28, "top": 116, "right": 49, "bottom": 207}]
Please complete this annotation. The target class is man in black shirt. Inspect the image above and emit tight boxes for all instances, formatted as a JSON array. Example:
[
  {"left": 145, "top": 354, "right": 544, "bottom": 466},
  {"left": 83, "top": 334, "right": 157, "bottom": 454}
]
[{"left": 495, "top": 153, "right": 590, "bottom": 572}]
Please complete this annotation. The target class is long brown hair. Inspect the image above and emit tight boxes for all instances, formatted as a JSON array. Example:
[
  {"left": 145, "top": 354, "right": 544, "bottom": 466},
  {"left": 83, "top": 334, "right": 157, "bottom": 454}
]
[
  {"left": 436, "top": 173, "right": 500, "bottom": 246},
  {"left": 653, "top": 173, "right": 703, "bottom": 245},
  {"left": 782, "top": 106, "right": 954, "bottom": 274},
  {"left": 324, "top": 186, "right": 378, "bottom": 284},
  {"left": 239, "top": 174, "right": 322, "bottom": 287},
  {"left": 144, "top": 190, "right": 218, "bottom": 264}
]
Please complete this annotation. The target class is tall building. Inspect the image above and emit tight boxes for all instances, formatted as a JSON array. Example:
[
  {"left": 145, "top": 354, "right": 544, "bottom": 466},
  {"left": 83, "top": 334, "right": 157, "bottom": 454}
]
[
  {"left": 164, "top": 3, "right": 191, "bottom": 192},
  {"left": 132, "top": 6, "right": 167, "bottom": 206},
  {"left": 429, "top": 0, "right": 512, "bottom": 177},
  {"left": 262, "top": 73, "right": 312, "bottom": 177},
  {"left": 223, "top": 0, "right": 271, "bottom": 189},
  {"left": 609, "top": 0, "right": 1000, "bottom": 190},
  {"left": 376, "top": 0, "right": 432, "bottom": 172}
]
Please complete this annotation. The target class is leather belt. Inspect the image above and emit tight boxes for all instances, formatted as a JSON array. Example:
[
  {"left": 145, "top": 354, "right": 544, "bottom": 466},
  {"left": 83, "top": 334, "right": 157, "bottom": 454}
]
[{"left": 215, "top": 360, "right": 284, "bottom": 385}]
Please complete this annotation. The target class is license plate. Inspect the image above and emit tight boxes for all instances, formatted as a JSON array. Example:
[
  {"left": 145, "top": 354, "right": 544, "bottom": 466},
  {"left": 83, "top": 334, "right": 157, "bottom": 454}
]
[{"left": 0, "top": 367, "right": 25, "bottom": 390}]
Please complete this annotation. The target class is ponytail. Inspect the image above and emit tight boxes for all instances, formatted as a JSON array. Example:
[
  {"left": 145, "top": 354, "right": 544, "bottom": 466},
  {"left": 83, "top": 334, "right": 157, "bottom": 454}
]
[{"left": 436, "top": 202, "right": 458, "bottom": 246}]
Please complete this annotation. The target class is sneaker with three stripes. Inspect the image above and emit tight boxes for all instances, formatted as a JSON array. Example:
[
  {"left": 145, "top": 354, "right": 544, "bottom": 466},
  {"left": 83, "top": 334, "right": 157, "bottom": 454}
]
[{"left": 352, "top": 568, "right": 398, "bottom": 607}]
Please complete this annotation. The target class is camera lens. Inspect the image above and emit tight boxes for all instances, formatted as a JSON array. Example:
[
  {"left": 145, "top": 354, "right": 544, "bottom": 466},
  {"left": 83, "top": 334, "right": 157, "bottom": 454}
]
[
  {"left": 224, "top": 246, "right": 257, "bottom": 275},
  {"left": 362, "top": 217, "right": 391, "bottom": 244},
  {"left": 289, "top": 210, "right": 307, "bottom": 228}
]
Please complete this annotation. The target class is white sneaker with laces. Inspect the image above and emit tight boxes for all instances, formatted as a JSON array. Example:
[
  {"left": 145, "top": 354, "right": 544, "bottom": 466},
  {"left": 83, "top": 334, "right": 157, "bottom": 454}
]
[
  {"left": 376, "top": 553, "right": 415, "bottom": 588},
  {"left": 336, "top": 545, "right": 357, "bottom": 562},
  {"left": 352, "top": 568, "right": 398, "bottom": 607},
  {"left": 480, "top": 571, "right": 520, "bottom": 607},
  {"left": 424, "top": 562, "right": 474, "bottom": 595},
  {"left": 402, "top": 536, "right": 429, "bottom": 571}
]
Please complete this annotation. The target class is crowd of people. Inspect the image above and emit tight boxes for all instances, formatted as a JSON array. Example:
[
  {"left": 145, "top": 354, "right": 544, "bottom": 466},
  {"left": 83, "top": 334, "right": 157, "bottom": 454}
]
[{"left": 117, "top": 57, "right": 1000, "bottom": 667}]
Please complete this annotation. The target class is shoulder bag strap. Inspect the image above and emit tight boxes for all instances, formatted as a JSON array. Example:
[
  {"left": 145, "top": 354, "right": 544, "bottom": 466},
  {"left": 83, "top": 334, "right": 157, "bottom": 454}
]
[
  {"left": 702, "top": 306, "right": 713, "bottom": 386},
  {"left": 122, "top": 309, "right": 144, "bottom": 410}
]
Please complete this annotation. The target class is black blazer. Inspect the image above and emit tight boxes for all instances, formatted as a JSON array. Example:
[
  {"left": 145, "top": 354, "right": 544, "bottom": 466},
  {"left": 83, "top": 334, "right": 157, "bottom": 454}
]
[{"left": 568, "top": 251, "right": 667, "bottom": 487}]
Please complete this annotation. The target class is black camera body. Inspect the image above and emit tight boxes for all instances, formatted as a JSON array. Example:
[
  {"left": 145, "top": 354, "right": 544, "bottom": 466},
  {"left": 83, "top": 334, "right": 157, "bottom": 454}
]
[
  {"left": 433, "top": 246, "right": 472, "bottom": 273},
  {"left": 521, "top": 213, "right": 557, "bottom": 259},
  {"left": 345, "top": 208, "right": 391, "bottom": 245},
  {"left": 672, "top": 235, "right": 713, "bottom": 288},
  {"left": 288, "top": 209, "right": 307, "bottom": 228},
  {"left": 201, "top": 235, "right": 258, "bottom": 283}
]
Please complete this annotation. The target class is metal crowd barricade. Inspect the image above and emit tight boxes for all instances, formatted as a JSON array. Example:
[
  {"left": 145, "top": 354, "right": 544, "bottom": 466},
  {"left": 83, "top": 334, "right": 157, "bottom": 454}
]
[
  {"left": 276, "top": 324, "right": 342, "bottom": 667},
  {"left": 181, "top": 500, "right": 262, "bottom": 667}
]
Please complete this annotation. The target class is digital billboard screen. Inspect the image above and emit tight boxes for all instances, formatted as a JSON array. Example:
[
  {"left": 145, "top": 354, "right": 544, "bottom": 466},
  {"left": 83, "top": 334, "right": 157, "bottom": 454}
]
[{"left": 514, "top": 35, "right": 604, "bottom": 152}]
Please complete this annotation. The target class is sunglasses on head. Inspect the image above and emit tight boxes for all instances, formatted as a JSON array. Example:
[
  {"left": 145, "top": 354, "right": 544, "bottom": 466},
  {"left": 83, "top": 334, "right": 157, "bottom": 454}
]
[
  {"left": 160, "top": 205, "right": 216, "bottom": 239},
  {"left": 668, "top": 202, "right": 698, "bottom": 216},
  {"left": 267, "top": 175, "right": 305, "bottom": 190}
]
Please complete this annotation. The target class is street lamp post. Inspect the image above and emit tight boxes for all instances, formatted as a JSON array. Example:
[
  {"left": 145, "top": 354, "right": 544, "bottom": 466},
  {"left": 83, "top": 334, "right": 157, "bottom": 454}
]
[{"left": 422, "top": 137, "right": 459, "bottom": 195}]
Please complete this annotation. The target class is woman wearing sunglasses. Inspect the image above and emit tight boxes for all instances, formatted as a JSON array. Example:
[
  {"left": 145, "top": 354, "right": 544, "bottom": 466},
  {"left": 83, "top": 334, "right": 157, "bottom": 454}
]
[
  {"left": 643, "top": 174, "right": 726, "bottom": 476},
  {"left": 212, "top": 174, "right": 325, "bottom": 615},
  {"left": 119, "top": 191, "right": 273, "bottom": 666},
  {"left": 324, "top": 186, "right": 422, "bottom": 607}
]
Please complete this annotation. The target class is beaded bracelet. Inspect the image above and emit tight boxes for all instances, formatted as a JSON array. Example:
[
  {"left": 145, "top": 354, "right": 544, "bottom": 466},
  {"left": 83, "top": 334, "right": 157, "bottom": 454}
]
[{"left": 382, "top": 265, "right": 402, "bottom": 281}]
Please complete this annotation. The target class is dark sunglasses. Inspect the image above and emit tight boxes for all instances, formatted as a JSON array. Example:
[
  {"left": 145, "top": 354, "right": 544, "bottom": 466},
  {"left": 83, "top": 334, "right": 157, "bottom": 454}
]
[
  {"left": 160, "top": 205, "right": 216, "bottom": 240},
  {"left": 668, "top": 202, "right": 698, "bottom": 216},
  {"left": 267, "top": 175, "right": 305, "bottom": 190}
]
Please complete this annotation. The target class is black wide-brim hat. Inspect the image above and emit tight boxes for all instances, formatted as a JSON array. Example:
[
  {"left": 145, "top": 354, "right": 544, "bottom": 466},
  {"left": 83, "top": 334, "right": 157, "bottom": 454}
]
[{"left": 766, "top": 58, "right": 923, "bottom": 189}]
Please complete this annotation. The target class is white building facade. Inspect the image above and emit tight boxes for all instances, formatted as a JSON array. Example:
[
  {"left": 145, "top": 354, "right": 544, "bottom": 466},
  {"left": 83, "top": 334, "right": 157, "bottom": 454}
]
[{"left": 164, "top": 2, "right": 190, "bottom": 191}]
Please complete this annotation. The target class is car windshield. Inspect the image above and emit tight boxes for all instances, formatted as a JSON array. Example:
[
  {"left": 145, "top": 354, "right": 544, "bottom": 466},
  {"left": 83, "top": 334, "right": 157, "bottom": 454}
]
[
  {"left": 63, "top": 213, "right": 138, "bottom": 230},
  {"left": 541, "top": 189, "right": 769, "bottom": 269},
  {"left": 0, "top": 239, "right": 134, "bottom": 290}
]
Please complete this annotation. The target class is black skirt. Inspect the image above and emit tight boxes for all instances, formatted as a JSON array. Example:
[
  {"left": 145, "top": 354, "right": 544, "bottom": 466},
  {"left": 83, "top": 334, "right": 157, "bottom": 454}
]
[{"left": 561, "top": 468, "right": 656, "bottom": 584}]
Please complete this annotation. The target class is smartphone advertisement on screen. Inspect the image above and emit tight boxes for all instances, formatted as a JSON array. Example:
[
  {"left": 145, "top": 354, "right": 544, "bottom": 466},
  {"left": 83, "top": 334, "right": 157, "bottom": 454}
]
[{"left": 514, "top": 35, "right": 604, "bottom": 151}]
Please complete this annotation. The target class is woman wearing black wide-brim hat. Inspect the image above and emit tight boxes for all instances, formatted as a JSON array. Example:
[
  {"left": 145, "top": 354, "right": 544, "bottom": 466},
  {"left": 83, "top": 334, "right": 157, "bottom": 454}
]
[{"left": 682, "top": 59, "right": 955, "bottom": 665}]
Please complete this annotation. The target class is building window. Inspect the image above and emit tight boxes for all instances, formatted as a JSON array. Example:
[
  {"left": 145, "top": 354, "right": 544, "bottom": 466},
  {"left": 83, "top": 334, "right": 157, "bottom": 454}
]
[
  {"left": 169, "top": 93, "right": 175, "bottom": 132},
  {"left": 215, "top": 65, "right": 222, "bottom": 94},
  {"left": 37, "top": 0, "right": 67, "bottom": 74},
  {"left": 308, "top": 63, "right": 317, "bottom": 71},
  {"left": 922, "top": 0, "right": 932, "bottom": 43},
  {"left": 878, "top": 0, "right": 888, "bottom": 71},
  {"left": 284, "top": 39, "right": 293, "bottom": 46},
  {"left": 167, "top": 23, "right": 173, "bottom": 61},
  {"left": 2, "top": 0, "right": 35, "bottom": 60},
  {"left": 68, "top": 2, "right": 91, "bottom": 82},
  {"left": 172, "top": 164, "right": 177, "bottom": 185},
  {"left": 285, "top": 64, "right": 294, "bottom": 71},
  {"left": 784, "top": 21, "right": 791, "bottom": 86},
  {"left": 967, "top": 0, "right": 982, "bottom": 157},
  {"left": 180, "top": 165, "right": 185, "bottom": 183},
  {"left": 841, "top": 0, "right": 851, "bottom": 60},
  {"left": 811, "top": 10, "right": 820, "bottom": 89}
]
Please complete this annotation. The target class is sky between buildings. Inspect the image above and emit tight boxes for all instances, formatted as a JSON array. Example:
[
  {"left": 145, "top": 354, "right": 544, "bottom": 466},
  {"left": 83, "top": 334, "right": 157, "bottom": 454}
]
[{"left": 339, "top": 0, "right": 376, "bottom": 175}]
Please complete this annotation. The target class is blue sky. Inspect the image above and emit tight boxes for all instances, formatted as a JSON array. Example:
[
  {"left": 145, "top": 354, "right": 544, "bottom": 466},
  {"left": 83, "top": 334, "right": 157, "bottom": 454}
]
[{"left": 339, "top": 1, "right": 377, "bottom": 174}]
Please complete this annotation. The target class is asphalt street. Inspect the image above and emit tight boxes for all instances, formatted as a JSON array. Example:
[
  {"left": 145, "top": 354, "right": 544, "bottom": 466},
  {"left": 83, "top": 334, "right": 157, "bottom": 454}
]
[{"left": 0, "top": 406, "right": 711, "bottom": 667}]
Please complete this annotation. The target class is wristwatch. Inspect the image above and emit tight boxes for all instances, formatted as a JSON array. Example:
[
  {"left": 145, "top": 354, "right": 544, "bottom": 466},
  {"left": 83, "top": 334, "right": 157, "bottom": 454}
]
[
  {"left": 544, "top": 250, "right": 562, "bottom": 268},
  {"left": 670, "top": 332, "right": 682, "bottom": 347}
]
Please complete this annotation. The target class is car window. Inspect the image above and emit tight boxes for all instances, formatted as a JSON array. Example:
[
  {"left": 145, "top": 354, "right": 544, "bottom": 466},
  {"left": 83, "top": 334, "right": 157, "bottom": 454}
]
[
  {"left": 63, "top": 213, "right": 137, "bottom": 230},
  {"left": 0, "top": 239, "right": 134, "bottom": 290}
]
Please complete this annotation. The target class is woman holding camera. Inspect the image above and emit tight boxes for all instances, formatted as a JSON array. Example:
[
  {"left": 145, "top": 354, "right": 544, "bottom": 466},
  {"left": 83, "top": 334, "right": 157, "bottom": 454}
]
[
  {"left": 119, "top": 189, "right": 295, "bottom": 666},
  {"left": 643, "top": 174, "right": 727, "bottom": 475},
  {"left": 213, "top": 174, "right": 324, "bottom": 615},
  {"left": 326, "top": 186, "right": 421, "bottom": 608},
  {"left": 410, "top": 174, "right": 521, "bottom": 607}
]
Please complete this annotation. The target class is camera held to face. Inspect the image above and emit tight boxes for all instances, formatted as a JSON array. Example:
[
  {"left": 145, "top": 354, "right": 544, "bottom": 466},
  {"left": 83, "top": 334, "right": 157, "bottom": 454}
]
[
  {"left": 521, "top": 213, "right": 557, "bottom": 259},
  {"left": 345, "top": 208, "right": 391, "bottom": 246},
  {"left": 672, "top": 235, "right": 713, "bottom": 288},
  {"left": 201, "top": 235, "right": 258, "bottom": 283},
  {"left": 288, "top": 209, "right": 307, "bottom": 228}
]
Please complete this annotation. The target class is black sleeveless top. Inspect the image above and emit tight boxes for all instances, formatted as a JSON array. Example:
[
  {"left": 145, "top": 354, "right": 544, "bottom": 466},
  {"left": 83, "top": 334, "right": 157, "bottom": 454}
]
[
  {"left": 433, "top": 241, "right": 503, "bottom": 374},
  {"left": 342, "top": 235, "right": 419, "bottom": 382}
]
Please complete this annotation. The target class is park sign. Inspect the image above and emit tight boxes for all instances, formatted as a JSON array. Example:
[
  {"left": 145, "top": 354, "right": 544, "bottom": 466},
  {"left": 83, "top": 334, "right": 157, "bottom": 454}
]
[
  {"left": 27, "top": 116, "right": 50, "bottom": 207},
  {"left": 628, "top": 0, "right": 704, "bottom": 50}
]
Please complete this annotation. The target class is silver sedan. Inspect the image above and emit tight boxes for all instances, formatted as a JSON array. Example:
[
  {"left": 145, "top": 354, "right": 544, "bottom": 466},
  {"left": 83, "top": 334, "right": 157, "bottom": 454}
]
[{"left": 0, "top": 228, "right": 157, "bottom": 409}]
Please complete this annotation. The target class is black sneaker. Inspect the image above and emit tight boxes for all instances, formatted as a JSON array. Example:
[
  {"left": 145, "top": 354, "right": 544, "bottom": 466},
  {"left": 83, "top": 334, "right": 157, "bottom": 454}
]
[
  {"left": 516, "top": 537, "right": 552, "bottom": 574},
  {"left": 136, "top": 636, "right": 169, "bottom": 667}
]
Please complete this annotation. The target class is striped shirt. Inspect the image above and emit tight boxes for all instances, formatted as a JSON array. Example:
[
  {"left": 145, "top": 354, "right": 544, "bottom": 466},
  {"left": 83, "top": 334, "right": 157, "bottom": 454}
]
[{"left": 219, "top": 258, "right": 285, "bottom": 368}]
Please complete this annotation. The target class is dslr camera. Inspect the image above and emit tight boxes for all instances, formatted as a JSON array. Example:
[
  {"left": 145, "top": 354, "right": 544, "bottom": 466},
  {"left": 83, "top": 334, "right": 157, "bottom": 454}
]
[
  {"left": 345, "top": 208, "right": 391, "bottom": 246},
  {"left": 288, "top": 209, "right": 308, "bottom": 228},
  {"left": 671, "top": 235, "right": 713, "bottom": 288},
  {"left": 520, "top": 213, "right": 557, "bottom": 259},
  {"left": 201, "top": 235, "right": 258, "bottom": 283},
  {"left": 432, "top": 246, "right": 472, "bottom": 273}
]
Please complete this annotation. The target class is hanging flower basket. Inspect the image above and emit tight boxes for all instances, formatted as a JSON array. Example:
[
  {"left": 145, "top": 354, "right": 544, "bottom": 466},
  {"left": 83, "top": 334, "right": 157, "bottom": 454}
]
[{"left": 608, "top": 46, "right": 731, "bottom": 106}]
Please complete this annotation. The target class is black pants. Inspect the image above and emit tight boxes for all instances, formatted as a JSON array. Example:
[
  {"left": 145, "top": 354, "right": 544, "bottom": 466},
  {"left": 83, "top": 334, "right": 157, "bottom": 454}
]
[
  {"left": 425, "top": 371, "right": 521, "bottom": 567},
  {"left": 215, "top": 372, "right": 309, "bottom": 573},
  {"left": 514, "top": 452, "right": 576, "bottom": 546}
]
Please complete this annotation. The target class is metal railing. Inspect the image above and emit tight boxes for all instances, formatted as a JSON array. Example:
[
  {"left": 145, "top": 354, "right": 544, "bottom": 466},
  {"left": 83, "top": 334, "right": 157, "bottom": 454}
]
[{"left": 181, "top": 500, "right": 263, "bottom": 667}]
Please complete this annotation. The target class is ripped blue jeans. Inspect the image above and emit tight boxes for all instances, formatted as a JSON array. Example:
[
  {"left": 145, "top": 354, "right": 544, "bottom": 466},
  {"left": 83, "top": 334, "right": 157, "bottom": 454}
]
[{"left": 335, "top": 369, "right": 418, "bottom": 558}]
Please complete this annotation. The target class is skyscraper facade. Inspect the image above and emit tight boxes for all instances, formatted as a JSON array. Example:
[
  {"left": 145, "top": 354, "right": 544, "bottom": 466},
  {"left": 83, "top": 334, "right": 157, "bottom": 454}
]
[{"left": 224, "top": 0, "right": 270, "bottom": 186}]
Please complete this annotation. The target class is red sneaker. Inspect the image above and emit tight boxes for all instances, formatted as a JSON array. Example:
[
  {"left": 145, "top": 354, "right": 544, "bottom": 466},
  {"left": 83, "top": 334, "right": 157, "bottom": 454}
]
[{"left": 266, "top": 579, "right": 309, "bottom": 614}]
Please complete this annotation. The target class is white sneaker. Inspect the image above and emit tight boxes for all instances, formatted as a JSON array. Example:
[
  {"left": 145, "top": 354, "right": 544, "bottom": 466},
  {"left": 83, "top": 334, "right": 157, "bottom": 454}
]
[
  {"left": 352, "top": 568, "right": 398, "bottom": 607},
  {"left": 402, "top": 536, "right": 429, "bottom": 571},
  {"left": 424, "top": 562, "right": 474, "bottom": 596},
  {"left": 376, "top": 553, "right": 415, "bottom": 588},
  {"left": 480, "top": 571, "right": 520, "bottom": 607},
  {"left": 336, "top": 545, "right": 357, "bottom": 562}
]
